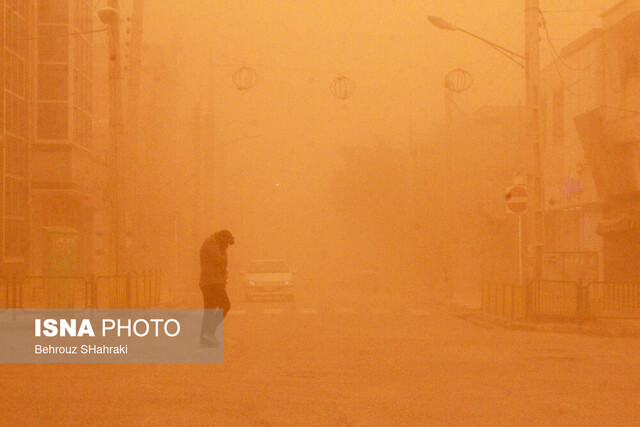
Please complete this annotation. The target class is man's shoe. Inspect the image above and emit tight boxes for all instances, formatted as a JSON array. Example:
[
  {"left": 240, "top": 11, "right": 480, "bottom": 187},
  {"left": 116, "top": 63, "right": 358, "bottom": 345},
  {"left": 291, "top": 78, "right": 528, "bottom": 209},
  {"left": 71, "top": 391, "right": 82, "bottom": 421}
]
[{"left": 199, "top": 335, "right": 220, "bottom": 348}]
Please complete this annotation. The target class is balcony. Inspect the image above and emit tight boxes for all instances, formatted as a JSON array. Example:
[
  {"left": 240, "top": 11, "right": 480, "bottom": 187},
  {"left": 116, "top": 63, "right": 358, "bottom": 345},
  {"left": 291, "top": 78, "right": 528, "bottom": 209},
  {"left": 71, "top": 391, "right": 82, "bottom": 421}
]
[{"left": 574, "top": 108, "right": 640, "bottom": 198}]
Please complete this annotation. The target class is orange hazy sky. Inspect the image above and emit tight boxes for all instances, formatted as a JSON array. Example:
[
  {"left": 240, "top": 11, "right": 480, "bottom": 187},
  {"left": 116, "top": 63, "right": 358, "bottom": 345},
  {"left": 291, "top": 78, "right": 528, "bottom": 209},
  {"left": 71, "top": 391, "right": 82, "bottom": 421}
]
[{"left": 140, "top": 0, "right": 615, "bottom": 146}]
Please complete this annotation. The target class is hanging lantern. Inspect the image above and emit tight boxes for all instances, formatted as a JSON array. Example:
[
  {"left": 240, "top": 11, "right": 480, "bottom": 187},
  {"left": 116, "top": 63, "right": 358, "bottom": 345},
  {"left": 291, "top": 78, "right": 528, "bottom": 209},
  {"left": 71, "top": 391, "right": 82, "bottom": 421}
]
[
  {"left": 331, "top": 75, "right": 356, "bottom": 100},
  {"left": 444, "top": 68, "right": 473, "bottom": 93},
  {"left": 233, "top": 67, "right": 259, "bottom": 91}
]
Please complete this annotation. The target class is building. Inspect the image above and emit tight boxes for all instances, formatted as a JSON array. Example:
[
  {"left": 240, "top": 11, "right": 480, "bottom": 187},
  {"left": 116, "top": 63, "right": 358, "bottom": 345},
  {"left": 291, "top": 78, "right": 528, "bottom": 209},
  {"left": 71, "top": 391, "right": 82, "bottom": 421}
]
[
  {"left": 28, "top": 0, "right": 96, "bottom": 276},
  {"left": 539, "top": 0, "right": 640, "bottom": 283},
  {"left": 0, "top": 1, "right": 31, "bottom": 276},
  {"left": 0, "top": 1, "right": 139, "bottom": 277}
]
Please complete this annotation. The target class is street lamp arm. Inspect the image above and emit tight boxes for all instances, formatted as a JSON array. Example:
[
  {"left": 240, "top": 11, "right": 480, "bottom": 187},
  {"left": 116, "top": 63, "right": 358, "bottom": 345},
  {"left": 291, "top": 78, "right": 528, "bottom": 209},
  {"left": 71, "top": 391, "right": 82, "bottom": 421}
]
[
  {"left": 487, "top": 46, "right": 525, "bottom": 68},
  {"left": 428, "top": 15, "right": 525, "bottom": 68},
  {"left": 456, "top": 27, "right": 525, "bottom": 68},
  {"left": 456, "top": 27, "right": 524, "bottom": 60}
]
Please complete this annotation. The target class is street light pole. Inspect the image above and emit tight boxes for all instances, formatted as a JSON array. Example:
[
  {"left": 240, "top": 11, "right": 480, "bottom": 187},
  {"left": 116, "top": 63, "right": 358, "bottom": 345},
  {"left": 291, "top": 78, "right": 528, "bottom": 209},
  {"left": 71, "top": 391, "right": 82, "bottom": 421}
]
[
  {"left": 429, "top": 1, "right": 543, "bottom": 304},
  {"left": 427, "top": 16, "right": 525, "bottom": 68},
  {"left": 99, "top": 2, "right": 123, "bottom": 276},
  {"left": 127, "top": 0, "right": 145, "bottom": 269},
  {"left": 525, "top": 0, "right": 543, "bottom": 310}
]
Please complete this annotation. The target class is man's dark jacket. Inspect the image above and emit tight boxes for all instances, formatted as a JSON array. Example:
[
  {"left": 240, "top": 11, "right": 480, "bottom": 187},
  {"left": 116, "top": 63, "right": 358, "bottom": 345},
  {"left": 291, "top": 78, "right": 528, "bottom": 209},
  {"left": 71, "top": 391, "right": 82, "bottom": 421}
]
[{"left": 199, "top": 235, "right": 228, "bottom": 288}]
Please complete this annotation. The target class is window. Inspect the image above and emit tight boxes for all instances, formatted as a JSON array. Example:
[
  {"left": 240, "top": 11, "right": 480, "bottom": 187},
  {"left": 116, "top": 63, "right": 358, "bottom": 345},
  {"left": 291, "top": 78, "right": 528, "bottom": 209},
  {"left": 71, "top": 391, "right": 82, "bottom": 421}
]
[
  {"left": 4, "top": 3, "right": 28, "bottom": 262},
  {"left": 7, "top": 53, "right": 25, "bottom": 96},
  {"left": 7, "top": 0, "right": 27, "bottom": 17},
  {"left": 36, "top": 0, "right": 92, "bottom": 147},
  {"left": 6, "top": 93, "right": 26, "bottom": 137},
  {"left": 4, "top": 177, "right": 26, "bottom": 217},
  {"left": 552, "top": 89, "right": 564, "bottom": 144},
  {"left": 38, "top": 102, "right": 68, "bottom": 139},
  {"left": 5, "top": 135, "right": 26, "bottom": 176},
  {"left": 38, "top": 0, "right": 69, "bottom": 24},
  {"left": 71, "top": 26, "right": 92, "bottom": 147},
  {"left": 4, "top": 219, "right": 27, "bottom": 259},
  {"left": 72, "top": 0, "right": 91, "bottom": 33},
  {"left": 38, "top": 25, "right": 69, "bottom": 62},
  {"left": 38, "top": 64, "right": 68, "bottom": 100},
  {"left": 6, "top": 8, "right": 27, "bottom": 55}
]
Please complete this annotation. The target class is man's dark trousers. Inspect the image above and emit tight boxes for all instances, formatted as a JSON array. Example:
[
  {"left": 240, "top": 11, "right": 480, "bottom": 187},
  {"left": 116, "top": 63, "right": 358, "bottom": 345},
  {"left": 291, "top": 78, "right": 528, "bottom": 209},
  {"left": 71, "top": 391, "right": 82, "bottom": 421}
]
[{"left": 200, "top": 284, "right": 231, "bottom": 338}]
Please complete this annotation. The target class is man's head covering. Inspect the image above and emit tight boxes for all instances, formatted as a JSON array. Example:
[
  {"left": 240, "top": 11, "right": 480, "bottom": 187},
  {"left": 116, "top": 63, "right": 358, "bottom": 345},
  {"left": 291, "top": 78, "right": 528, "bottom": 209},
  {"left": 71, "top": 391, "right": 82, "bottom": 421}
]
[{"left": 215, "top": 229, "right": 235, "bottom": 245}]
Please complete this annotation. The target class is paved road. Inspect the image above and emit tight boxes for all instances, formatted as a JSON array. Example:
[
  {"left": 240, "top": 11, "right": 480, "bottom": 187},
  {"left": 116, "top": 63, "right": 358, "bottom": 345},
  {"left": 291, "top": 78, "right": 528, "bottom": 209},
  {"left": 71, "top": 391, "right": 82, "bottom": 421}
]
[{"left": 2, "top": 284, "right": 640, "bottom": 425}]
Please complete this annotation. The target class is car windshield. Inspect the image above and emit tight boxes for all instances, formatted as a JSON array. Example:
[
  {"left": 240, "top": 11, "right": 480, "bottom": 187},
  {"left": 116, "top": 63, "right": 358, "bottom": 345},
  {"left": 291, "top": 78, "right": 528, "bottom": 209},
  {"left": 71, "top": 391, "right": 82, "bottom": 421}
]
[{"left": 248, "top": 261, "right": 289, "bottom": 274}]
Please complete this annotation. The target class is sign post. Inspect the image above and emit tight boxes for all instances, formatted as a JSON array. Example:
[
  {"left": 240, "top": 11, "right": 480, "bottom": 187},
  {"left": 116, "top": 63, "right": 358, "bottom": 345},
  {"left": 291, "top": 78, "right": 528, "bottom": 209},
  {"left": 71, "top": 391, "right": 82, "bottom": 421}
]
[
  {"left": 517, "top": 214, "right": 523, "bottom": 318},
  {"left": 506, "top": 185, "right": 527, "bottom": 319}
]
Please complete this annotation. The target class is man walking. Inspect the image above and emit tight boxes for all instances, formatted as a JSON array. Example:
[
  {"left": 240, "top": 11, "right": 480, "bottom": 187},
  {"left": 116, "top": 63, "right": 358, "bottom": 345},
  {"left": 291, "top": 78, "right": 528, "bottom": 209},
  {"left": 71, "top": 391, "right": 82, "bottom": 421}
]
[{"left": 199, "top": 229, "right": 234, "bottom": 347}]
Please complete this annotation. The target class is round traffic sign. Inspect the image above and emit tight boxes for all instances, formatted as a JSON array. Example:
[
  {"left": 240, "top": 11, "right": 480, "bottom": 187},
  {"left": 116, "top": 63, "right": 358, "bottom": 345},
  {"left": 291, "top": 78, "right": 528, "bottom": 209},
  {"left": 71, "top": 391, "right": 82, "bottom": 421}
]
[{"left": 506, "top": 185, "right": 527, "bottom": 214}]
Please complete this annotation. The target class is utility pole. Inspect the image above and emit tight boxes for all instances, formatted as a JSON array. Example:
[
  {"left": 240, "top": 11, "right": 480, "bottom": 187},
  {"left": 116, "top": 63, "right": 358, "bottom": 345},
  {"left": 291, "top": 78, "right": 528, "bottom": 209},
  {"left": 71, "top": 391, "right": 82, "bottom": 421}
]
[
  {"left": 443, "top": 86, "right": 454, "bottom": 298},
  {"left": 127, "top": 0, "right": 144, "bottom": 134},
  {"left": 427, "top": 7, "right": 539, "bottom": 301},
  {"left": 525, "top": 0, "right": 543, "bottom": 305},
  {"left": 127, "top": 0, "right": 145, "bottom": 269},
  {"left": 99, "top": 1, "right": 123, "bottom": 275}
]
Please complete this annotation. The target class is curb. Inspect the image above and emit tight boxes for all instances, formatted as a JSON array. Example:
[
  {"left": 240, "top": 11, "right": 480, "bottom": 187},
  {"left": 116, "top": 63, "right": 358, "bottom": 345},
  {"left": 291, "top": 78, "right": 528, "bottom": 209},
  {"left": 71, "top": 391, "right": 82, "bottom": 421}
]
[
  {"left": 465, "top": 311, "right": 640, "bottom": 338},
  {"left": 429, "top": 295, "right": 640, "bottom": 338}
]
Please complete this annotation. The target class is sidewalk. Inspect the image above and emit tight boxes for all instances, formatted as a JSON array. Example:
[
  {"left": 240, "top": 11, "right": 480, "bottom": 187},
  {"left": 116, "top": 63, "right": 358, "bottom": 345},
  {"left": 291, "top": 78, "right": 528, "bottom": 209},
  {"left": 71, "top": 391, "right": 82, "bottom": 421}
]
[{"left": 432, "top": 291, "right": 640, "bottom": 338}]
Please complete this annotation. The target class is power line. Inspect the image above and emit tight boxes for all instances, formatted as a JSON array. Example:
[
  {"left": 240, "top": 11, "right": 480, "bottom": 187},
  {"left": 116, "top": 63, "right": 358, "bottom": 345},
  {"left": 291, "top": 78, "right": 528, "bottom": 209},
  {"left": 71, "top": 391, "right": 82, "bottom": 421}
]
[
  {"left": 542, "top": 33, "right": 595, "bottom": 98},
  {"left": 539, "top": 10, "right": 597, "bottom": 71},
  {"left": 541, "top": 8, "right": 606, "bottom": 13},
  {"left": 603, "top": 43, "right": 625, "bottom": 94}
]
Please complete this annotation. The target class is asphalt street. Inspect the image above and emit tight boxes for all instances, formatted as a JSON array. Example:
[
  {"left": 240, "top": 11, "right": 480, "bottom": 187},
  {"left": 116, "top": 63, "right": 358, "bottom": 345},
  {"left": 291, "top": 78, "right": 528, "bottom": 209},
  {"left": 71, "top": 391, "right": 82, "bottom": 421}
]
[{"left": 2, "top": 283, "right": 640, "bottom": 426}]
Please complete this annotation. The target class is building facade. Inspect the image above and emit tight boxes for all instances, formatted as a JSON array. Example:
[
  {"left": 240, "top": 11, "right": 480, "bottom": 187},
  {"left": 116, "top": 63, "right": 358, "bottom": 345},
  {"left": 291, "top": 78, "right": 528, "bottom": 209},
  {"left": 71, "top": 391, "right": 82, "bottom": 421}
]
[
  {"left": 0, "top": 1, "right": 31, "bottom": 276},
  {"left": 540, "top": 0, "right": 640, "bottom": 282},
  {"left": 0, "top": 0, "right": 136, "bottom": 277},
  {"left": 29, "top": 0, "right": 96, "bottom": 276}
]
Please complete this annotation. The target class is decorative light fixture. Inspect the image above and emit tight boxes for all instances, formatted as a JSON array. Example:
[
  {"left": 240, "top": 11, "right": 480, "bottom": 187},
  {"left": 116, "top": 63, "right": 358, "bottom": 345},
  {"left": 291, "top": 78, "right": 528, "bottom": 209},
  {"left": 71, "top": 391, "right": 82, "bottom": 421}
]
[
  {"left": 232, "top": 66, "right": 259, "bottom": 91},
  {"left": 331, "top": 75, "right": 356, "bottom": 100},
  {"left": 444, "top": 68, "right": 473, "bottom": 93}
]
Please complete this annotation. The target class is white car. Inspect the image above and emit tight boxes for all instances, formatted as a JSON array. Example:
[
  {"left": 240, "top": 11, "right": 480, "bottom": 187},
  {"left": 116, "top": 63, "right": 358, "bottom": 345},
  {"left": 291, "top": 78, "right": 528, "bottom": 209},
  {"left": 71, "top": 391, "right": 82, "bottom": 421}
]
[{"left": 244, "top": 259, "right": 295, "bottom": 301}]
